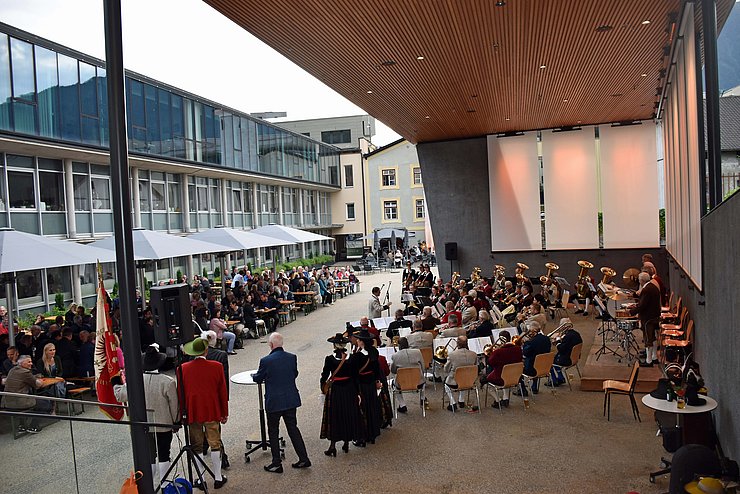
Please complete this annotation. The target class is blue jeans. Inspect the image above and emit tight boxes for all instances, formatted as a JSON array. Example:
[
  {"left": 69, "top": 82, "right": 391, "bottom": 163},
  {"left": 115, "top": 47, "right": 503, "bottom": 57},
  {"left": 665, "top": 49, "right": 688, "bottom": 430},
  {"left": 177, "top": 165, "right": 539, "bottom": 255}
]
[{"left": 222, "top": 331, "right": 236, "bottom": 352}]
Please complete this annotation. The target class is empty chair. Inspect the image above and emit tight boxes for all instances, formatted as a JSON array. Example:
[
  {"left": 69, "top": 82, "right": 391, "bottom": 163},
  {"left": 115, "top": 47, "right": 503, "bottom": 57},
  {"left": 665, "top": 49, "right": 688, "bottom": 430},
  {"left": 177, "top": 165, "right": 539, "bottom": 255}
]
[
  {"left": 662, "top": 320, "right": 694, "bottom": 364},
  {"left": 661, "top": 310, "right": 689, "bottom": 338},
  {"left": 661, "top": 292, "right": 674, "bottom": 313},
  {"left": 484, "top": 361, "right": 525, "bottom": 413},
  {"left": 390, "top": 367, "right": 426, "bottom": 418},
  {"left": 602, "top": 361, "right": 641, "bottom": 422},
  {"left": 442, "top": 365, "right": 481, "bottom": 413}
]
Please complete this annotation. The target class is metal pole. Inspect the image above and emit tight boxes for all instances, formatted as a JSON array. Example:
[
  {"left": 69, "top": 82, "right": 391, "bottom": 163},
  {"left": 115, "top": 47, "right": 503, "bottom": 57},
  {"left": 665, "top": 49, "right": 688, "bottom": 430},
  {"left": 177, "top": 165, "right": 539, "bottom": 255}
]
[
  {"left": 702, "top": 0, "right": 722, "bottom": 209},
  {"left": 102, "top": 1, "right": 153, "bottom": 492}
]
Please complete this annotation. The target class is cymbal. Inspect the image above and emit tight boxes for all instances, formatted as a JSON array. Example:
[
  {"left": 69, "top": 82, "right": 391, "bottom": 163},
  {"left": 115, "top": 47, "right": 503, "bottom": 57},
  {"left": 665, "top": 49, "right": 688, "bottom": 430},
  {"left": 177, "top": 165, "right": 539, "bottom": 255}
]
[
  {"left": 623, "top": 268, "right": 640, "bottom": 289},
  {"left": 608, "top": 291, "right": 630, "bottom": 301}
]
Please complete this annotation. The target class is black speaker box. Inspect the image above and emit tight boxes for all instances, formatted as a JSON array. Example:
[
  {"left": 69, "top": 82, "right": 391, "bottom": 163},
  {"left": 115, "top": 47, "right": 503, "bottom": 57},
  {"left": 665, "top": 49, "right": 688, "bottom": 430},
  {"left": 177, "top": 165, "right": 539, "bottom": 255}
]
[
  {"left": 150, "top": 284, "right": 193, "bottom": 348},
  {"left": 444, "top": 242, "right": 458, "bottom": 261}
]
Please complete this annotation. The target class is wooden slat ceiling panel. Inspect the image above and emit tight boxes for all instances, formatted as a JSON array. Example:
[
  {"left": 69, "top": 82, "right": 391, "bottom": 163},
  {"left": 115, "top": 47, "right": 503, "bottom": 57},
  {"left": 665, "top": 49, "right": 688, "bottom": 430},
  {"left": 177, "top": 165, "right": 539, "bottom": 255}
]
[{"left": 205, "top": 0, "right": 735, "bottom": 144}]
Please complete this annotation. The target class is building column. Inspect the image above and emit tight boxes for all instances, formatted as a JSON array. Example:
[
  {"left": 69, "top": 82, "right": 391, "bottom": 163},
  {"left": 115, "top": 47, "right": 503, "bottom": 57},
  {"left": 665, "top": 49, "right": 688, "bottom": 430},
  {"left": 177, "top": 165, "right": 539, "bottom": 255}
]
[
  {"left": 220, "top": 180, "right": 229, "bottom": 227},
  {"left": 64, "top": 159, "right": 77, "bottom": 239},
  {"left": 252, "top": 184, "right": 259, "bottom": 227},
  {"left": 131, "top": 167, "right": 141, "bottom": 229},
  {"left": 186, "top": 255, "right": 194, "bottom": 280},
  {"left": 277, "top": 186, "right": 286, "bottom": 261},
  {"left": 71, "top": 265, "right": 82, "bottom": 305},
  {"left": 182, "top": 175, "right": 191, "bottom": 232}
]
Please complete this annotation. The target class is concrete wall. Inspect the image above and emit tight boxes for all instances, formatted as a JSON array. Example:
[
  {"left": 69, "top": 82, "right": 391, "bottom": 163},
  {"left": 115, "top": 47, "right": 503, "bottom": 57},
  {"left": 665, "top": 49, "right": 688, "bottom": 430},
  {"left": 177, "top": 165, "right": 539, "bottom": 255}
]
[
  {"left": 417, "top": 137, "right": 490, "bottom": 280},
  {"left": 668, "top": 192, "right": 740, "bottom": 460}
]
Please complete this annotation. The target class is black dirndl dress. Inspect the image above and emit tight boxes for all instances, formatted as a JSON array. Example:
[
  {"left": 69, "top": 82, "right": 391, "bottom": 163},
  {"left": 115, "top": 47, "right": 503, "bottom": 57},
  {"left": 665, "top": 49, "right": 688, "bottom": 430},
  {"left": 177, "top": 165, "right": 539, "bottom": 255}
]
[
  {"left": 351, "top": 350, "right": 382, "bottom": 442},
  {"left": 320, "top": 352, "right": 363, "bottom": 442}
]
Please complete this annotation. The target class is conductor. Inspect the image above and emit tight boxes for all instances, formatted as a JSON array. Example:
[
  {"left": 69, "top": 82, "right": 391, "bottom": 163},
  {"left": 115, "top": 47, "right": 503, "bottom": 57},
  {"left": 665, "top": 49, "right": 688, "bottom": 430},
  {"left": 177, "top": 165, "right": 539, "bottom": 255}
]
[{"left": 368, "top": 286, "right": 391, "bottom": 318}]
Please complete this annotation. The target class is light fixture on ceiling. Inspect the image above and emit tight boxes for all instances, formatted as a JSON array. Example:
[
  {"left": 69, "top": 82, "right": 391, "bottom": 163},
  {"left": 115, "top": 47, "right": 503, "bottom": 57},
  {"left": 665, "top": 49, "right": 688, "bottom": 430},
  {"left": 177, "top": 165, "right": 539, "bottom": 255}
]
[
  {"left": 539, "top": 64, "right": 546, "bottom": 69},
  {"left": 425, "top": 115, "right": 430, "bottom": 119},
  {"left": 641, "top": 73, "right": 647, "bottom": 77},
  {"left": 416, "top": 56, "right": 424, "bottom": 60},
  {"left": 596, "top": 24, "right": 613, "bottom": 32},
  {"left": 563, "top": 99, "right": 568, "bottom": 103},
  {"left": 505, "top": 117, "right": 510, "bottom": 121},
  {"left": 641, "top": 20, "right": 651, "bottom": 25},
  {"left": 380, "top": 60, "right": 396, "bottom": 67},
  {"left": 495, "top": 0, "right": 505, "bottom": 6},
  {"left": 366, "top": 90, "right": 373, "bottom": 94}
]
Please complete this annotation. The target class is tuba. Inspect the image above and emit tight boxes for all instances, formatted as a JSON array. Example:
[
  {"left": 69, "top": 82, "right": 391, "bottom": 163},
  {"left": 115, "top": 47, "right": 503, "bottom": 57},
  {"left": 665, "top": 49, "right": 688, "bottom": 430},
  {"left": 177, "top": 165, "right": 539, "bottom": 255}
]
[
  {"left": 542, "top": 262, "right": 559, "bottom": 284},
  {"left": 600, "top": 266, "right": 616, "bottom": 285},
  {"left": 451, "top": 272, "right": 460, "bottom": 286},
  {"left": 575, "top": 260, "right": 594, "bottom": 298},
  {"left": 471, "top": 266, "right": 482, "bottom": 284}
]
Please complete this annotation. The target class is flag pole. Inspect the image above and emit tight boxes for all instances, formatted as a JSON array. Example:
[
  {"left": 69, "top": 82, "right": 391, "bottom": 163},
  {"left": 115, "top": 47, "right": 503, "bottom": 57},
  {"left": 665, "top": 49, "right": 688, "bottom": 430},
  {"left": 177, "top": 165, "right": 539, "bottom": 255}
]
[{"left": 102, "top": 1, "right": 152, "bottom": 491}]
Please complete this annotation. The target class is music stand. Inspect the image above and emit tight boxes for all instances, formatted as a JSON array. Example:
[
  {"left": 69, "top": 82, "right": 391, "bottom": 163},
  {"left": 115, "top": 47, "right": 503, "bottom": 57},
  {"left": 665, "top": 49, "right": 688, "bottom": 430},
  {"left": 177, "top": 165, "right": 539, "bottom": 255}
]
[
  {"left": 594, "top": 311, "right": 623, "bottom": 362},
  {"left": 230, "top": 370, "right": 284, "bottom": 464}
]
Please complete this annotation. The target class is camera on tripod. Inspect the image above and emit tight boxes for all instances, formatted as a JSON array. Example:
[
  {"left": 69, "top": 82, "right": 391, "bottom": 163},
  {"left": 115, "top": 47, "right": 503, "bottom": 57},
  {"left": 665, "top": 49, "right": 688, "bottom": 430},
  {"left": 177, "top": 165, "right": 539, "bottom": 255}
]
[{"left": 150, "top": 284, "right": 194, "bottom": 348}]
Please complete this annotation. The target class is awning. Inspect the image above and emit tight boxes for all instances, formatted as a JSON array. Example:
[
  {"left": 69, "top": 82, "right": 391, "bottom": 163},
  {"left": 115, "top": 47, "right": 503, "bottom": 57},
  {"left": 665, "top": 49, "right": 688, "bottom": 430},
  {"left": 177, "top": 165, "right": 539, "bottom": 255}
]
[
  {"left": 189, "top": 226, "right": 295, "bottom": 251},
  {"left": 251, "top": 224, "right": 333, "bottom": 243},
  {"left": 89, "top": 228, "right": 230, "bottom": 261}
]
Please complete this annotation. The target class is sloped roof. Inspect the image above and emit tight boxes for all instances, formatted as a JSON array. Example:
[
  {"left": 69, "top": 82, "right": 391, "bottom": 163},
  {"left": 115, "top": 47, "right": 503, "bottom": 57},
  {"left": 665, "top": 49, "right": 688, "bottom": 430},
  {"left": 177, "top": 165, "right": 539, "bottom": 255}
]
[{"left": 720, "top": 96, "right": 740, "bottom": 151}]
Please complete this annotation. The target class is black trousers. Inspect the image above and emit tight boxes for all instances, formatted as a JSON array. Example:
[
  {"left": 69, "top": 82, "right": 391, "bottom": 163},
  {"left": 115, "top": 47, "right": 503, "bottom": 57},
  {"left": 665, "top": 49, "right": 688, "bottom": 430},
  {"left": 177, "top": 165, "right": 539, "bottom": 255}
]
[{"left": 266, "top": 407, "right": 308, "bottom": 464}]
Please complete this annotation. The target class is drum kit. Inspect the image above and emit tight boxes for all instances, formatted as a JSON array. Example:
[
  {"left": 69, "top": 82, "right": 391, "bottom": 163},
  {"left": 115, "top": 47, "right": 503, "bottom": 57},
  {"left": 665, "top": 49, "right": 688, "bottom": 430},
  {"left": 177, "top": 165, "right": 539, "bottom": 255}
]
[{"left": 594, "top": 269, "right": 642, "bottom": 366}]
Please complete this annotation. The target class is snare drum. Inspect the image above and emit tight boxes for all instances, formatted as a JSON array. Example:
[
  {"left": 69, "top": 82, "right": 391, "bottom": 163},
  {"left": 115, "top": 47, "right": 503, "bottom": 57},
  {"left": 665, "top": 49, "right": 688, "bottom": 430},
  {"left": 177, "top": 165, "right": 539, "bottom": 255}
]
[
  {"left": 616, "top": 319, "right": 639, "bottom": 331},
  {"left": 615, "top": 309, "right": 632, "bottom": 318}
]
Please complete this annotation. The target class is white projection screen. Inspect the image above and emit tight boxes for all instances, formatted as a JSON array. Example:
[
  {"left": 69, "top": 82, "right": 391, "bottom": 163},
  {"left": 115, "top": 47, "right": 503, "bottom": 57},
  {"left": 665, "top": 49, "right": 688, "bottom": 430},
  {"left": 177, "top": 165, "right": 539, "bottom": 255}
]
[
  {"left": 488, "top": 133, "right": 541, "bottom": 251},
  {"left": 599, "top": 123, "right": 660, "bottom": 248},
  {"left": 542, "top": 128, "right": 599, "bottom": 249}
]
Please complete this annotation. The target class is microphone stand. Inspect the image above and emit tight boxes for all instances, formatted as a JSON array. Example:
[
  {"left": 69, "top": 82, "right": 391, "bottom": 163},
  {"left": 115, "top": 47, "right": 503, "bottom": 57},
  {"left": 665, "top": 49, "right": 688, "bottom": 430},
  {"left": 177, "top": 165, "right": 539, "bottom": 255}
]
[{"left": 383, "top": 281, "right": 392, "bottom": 317}]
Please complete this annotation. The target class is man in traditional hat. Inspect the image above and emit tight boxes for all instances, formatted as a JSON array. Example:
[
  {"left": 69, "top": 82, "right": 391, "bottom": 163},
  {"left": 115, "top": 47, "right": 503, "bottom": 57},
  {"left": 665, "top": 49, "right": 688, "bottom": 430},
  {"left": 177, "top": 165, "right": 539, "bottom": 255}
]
[
  {"left": 179, "top": 338, "right": 229, "bottom": 489},
  {"left": 252, "top": 333, "right": 311, "bottom": 473},
  {"left": 113, "top": 345, "right": 179, "bottom": 485}
]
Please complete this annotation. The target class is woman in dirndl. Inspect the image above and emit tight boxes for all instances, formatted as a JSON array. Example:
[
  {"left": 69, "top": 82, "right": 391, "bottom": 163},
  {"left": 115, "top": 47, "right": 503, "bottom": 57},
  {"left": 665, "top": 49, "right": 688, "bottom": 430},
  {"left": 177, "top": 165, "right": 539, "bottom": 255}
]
[
  {"left": 349, "top": 329, "right": 383, "bottom": 447},
  {"left": 320, "top": 333, "right": 362, "bottom": 456}
]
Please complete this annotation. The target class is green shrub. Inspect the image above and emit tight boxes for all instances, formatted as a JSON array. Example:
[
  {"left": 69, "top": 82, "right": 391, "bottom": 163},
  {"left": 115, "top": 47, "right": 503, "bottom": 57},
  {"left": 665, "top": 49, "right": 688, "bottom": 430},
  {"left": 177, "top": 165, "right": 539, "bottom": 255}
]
[
  {"left": 214, "top": 267, "right": 221, "bottom": 279},
  {"left": 111, "top": 282, "right": 119, "bottom": 299},
  {"left": 176, "top": 269, "right": 183, "bottom": 283},
  {"left": 54, "top": 292, "right": 65, "bottom": 310},
  {"left": 202, "top": 267, "right": 209, "bottom": 279}
]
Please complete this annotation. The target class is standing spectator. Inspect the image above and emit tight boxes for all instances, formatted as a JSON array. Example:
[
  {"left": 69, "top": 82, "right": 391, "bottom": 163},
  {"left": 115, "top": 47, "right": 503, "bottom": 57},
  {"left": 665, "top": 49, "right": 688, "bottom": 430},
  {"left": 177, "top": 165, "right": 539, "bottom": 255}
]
[
  {"left": 55, "top": 328, "right": 79, "bottom": 378},
  {"left": 78, "top": 330, "right": 95, "bottom": 378},
  {"left": 252, "top": 333, "right": 311, "bottom": 473},
  {"left": 179, "top": 337, "right": 229, "bottom": 490}
]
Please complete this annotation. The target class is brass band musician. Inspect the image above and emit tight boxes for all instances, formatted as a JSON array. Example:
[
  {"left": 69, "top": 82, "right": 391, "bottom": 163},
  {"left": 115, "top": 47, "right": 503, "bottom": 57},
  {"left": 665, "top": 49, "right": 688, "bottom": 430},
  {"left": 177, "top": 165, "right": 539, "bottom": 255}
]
[
  {"left": 630, "top": 271, "right": 661, "bottom": 367},
  {"left": 479, "top": 330, "right": 522, "bottom": 409},
  {"left": 548, "top": 319, "right": 582, "bottom": 387}
]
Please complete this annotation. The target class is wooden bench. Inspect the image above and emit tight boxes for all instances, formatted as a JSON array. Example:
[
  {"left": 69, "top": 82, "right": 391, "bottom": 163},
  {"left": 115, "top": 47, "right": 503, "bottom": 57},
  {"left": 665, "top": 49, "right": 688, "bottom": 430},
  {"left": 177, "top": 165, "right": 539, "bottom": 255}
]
[
  {"left": 295, "top": 301, "right": 313, "bottom": 315},
  {"left": 278, "top": 311, "right": 290, "bottom": 326},
  {"left": 66, "top": 387, "right": 92, "bottom": 415}
]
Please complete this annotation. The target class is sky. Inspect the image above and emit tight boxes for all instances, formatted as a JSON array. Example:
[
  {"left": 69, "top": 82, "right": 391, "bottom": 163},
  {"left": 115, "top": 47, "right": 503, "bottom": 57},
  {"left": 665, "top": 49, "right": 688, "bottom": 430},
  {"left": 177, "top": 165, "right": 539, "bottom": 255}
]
[{"left": 0, "top": 0, "right": 402, "bottom": 146}]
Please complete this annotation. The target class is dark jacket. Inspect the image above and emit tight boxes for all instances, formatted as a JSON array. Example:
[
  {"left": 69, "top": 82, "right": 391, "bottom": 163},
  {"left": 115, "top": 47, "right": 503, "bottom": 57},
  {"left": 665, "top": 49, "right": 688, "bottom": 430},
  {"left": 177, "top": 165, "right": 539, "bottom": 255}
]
[
  {"left": 54, "top": 338, "right": 78, "bottom": 378},
  {"left": 36, "top": 355, "right": 63, "bottom": 378},
  {"left": 522, "top": 333, "right": 551, "bottom": 376},
  {"left": 555, "top": 329, "right": 583, "bottom": 366},
  {"left": 486, "top": 344, "right": 522, "bottom": 385},
  {"left": 206, "top": 347, "right": 230, "bottom": 397},
  {"left": 251, "top": 347, "right": 302, "bottom": 413}
]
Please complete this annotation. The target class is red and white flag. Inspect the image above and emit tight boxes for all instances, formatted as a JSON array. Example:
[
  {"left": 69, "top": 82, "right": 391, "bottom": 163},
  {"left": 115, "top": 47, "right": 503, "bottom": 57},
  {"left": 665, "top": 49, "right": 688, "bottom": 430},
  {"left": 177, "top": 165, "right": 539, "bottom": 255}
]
[{"left": 94, "top": 262, "right": 124, "bottom": 421}]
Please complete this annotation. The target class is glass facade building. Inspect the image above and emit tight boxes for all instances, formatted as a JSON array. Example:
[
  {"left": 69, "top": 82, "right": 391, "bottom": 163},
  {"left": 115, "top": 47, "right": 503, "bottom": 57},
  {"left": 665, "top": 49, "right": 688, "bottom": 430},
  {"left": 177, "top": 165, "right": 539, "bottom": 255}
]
[{"left": 0, "top": 23, "right": 339, "bottom": 313}]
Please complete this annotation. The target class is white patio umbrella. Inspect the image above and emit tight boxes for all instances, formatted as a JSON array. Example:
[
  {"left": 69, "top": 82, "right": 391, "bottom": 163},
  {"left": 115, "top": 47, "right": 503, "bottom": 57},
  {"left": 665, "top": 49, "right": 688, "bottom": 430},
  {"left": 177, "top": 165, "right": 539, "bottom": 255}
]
[
  {"left": 0, "top": 228, "right": 116, "bottom": 345},
  {"left": 90, "top": 228, "right": 232, "bottom": 308},
  {"left": 190, "top": 227, "right": 296, "bottom": 291},
  {"left": 250, "top": 224, "right": 333, "bottom": 243}
]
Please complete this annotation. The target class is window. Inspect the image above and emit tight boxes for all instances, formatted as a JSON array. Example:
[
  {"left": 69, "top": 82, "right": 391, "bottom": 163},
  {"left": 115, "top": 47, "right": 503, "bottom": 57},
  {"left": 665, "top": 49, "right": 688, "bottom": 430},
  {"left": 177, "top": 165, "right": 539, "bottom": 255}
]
[
  {"left": 344, "top": 165, "right": 354, "bottom": 187},
  {"left": 320, "top": 129, "right": 351, "bottom": 145},
  {"left": 413, "top": 167, "right": 422, "bottom": 184},
  {"left": 91, "top": 177, "right": 111, "bottom": 209},
  {"left": 346, "top": 203, "right": 355, "bottom": 221},
  {"left": 73, "top": 175, "right": 89, "bottom": 210},
  {"left": 384, "top": 200, "right": 398, "bottom": 220},
  {"left": 39, "top": 172, "right": 65, "bottom": 211},
  {"left": 168, "top": 180, "right": 181, "bottom": 212},
  {"left": 232, "top": 189, "right": 243, "bottom": 212},
  {"left": 415, "top": 198, "right": 425, "bottom": 219},
  {"left": 382, "top": 169, "right": 396, "bottom": 187},
  {"left": 8, "top": 170, "right": 35, "bottom": 209},
  {"left": 139, "top": 177, "right": 151, "bottom": 212},
  {"left": 151, "top": 182, "right": 166, "bottom": 211}
]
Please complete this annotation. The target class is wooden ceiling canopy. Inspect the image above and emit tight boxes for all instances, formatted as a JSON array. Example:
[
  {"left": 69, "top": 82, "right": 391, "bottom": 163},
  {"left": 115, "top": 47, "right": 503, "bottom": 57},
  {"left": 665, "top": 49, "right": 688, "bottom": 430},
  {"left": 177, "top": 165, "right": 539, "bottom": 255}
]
[{"left": 205, "top": 0, "right": 735, "bottom": 144}]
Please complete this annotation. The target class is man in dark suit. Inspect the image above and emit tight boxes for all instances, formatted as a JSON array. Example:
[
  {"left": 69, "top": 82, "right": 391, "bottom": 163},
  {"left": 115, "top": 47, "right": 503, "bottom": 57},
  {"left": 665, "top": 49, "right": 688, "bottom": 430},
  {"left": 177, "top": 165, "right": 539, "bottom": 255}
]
[
  {"left": 252, "top": 333, "right": 311, "bottom": 473},
  {"left": 550, "top": 318, "right": 582, "bottom": 386},
  {"left": 55, "top": 328, "right": 78, "bottom": 378},
  {"left": 520, "top": 321, "right": 551, "bottom": 395},
  {"left": 386, "top": 309, "right": 413, "bottom": 339}
]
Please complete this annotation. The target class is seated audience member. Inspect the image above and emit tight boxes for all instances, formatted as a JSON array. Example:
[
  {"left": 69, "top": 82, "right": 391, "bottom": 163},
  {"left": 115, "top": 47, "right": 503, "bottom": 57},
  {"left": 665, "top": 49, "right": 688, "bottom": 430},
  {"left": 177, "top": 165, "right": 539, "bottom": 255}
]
[
  {"left": 390, "top": 337, "right": 425, "bottom": 414},
  {"left": 2, "top": 346, "right": 19, "bottom": 375},
  {"left": 3, "top": 355, "right": 52, "bottom": 433},
  {"left": 209, "top": 308, "right": 237, "bottom": 355},
  {"left": 519, "top": 321, "right": 551, "bottom": 395},
  {"left": 36, "top": 342, "right": 66, "bottom": 397},
  {"left": 78, "top": 331, "right": 95, "bottom": 378},
  {"left": 480, "top": 330, "right": 522, "bottom": 409},
  {"left": 441, "top": 314, "right": 465, "bottom": 338},
  {"left": 386, "top": 309, "right": 413, "bottom": 339},
  {"left": 549, "top": 319, "right": 582, "bottom": 387},
  {"left": 443, "top": 336, "right": 478, "bottom": 411},
  {"left": 406, "top": 320, "right": 433, "bottom": 350}
]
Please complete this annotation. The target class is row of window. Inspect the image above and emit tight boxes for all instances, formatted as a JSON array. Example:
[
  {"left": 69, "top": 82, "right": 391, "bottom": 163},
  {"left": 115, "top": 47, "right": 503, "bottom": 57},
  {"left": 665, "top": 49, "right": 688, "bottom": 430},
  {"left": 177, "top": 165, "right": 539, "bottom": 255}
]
[
  {"left": 379, "top": 167, "right": 422, "bottom": 188},
  {"left": 344, "top": 198, "right": 425, "bottom": 222},
  {"left": 0, "top": 152, "right": 331, "bottom": 234},
  {"left": 0, "top": 29, "right": 341, "bottom": 186}
]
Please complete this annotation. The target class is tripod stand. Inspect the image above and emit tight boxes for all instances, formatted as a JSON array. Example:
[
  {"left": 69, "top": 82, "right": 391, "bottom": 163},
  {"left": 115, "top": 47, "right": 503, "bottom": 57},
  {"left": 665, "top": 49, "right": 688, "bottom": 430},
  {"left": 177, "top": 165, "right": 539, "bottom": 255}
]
[
  {"left": 594, "top": 314, "right": 623, "bottom": 361},
  {"left": 157, "top": 346, "right": 214, "bottom": 493}
]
